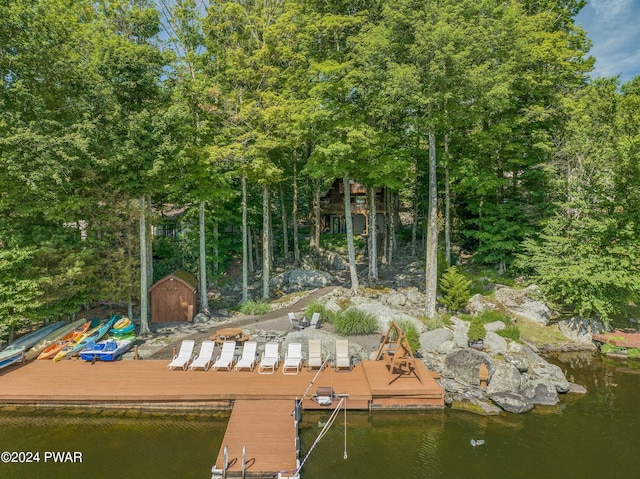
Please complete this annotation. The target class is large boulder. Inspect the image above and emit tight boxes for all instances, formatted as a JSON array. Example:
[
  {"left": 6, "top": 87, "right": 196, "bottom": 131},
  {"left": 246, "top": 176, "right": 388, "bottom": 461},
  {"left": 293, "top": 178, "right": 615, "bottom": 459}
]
[
  {"left": 450, "top": 316, "right": 470, "bottom": 348},
  {"left": 465, "top": 294, "right": 500, "bottom": 315},
  {"left": 489, "top": 392, "right": 534, "bottom": 414},
  {"left": 349, "top": 298, "right": 419, "bottom": 332},
  {"left": 557, "top": 317, "right": 604, "bottom": 347},
  {"left": 521, "top": 379, "right": 559, "bottom": 406},
  {"left": 318, "top": 250, "right": 348, "bottom": 271},
  {"left": 419, "top": 328, "right": 453, "bottom": 353},
  {"left": 493, "top": 285, "right": 552, "bottom": 325},
  {"left": 486, "top": 362, "right": 522, "bottom": 395},
  {"left": 531, "top": 363, "right": 570, "bottom": 393},
  {"left": 444, "top": 349, "right": 494, "bottom": 387},
  {"left": 483, "top": 332, "right": 508, "bottom": 355},
  {"left": 287, "top": 268, "right": 334, "bottom": 291}
]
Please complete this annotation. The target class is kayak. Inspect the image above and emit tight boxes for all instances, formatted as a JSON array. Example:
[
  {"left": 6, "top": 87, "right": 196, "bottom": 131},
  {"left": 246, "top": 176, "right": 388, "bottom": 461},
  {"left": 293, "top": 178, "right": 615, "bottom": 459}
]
[
  {"left": 81, "top": 338, "right": 133, "bottom": 362},
  {"left": 0, "top": 347, "right": 25, "bottom": 370},
  {"left": 26, "top": 319, "right": 87, "bottom": 361},
  {"left": 1, "top": 321, "right": 65, "bottom": 354},
  {"left": 53, "top": 316, "right": 118, "bottom": 362},
  {"left": 37, "top": 321, "right": 92, "bottom": 360}
]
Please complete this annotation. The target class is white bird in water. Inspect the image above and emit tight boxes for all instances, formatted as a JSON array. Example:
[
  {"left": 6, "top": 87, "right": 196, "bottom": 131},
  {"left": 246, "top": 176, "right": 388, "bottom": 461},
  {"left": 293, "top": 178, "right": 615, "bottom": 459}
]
[{"left": 470, "top": 439, "right": 485, "bottom": 447}]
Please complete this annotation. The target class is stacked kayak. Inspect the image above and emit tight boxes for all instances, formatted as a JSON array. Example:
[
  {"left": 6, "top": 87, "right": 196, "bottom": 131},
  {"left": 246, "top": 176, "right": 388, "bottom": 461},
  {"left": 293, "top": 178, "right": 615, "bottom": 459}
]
[
  {"left": 0, "top": 320, "right": 66, "bottom": 369},
  {"left": 53, "top": 316, "right": 118, "bottom": 362},
  {"left": 0, "top": 347, "right": 25, "bottom": 370},
  {"left": 81, "top": 338, "right": 133, "bottom": 362},
  {"left": 38, "top": 321, "right": 93, "bottom": 360},
  {"left": 26, "top": 319, "right": 87, "bottom": 361},
  {"left": 110, "top": 317, "right": 136, "bottom": 342}
]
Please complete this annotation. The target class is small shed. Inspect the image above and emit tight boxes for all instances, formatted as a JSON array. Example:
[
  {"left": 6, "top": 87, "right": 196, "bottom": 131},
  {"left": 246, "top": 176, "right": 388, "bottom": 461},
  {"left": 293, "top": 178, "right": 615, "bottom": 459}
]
[{"left": 149, "top": 270, "right": 198, "bottom": 323}]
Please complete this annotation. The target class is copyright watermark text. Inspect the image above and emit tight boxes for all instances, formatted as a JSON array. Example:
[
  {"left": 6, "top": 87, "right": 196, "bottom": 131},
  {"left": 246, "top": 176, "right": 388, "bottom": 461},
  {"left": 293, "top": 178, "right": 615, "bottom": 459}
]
[{"left": 1, "top": 451, "right": 83, "bottom": 463}]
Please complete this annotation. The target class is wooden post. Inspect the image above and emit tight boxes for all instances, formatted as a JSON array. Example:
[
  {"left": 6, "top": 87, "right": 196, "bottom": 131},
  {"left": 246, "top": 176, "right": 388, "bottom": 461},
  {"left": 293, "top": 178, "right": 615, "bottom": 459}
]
[
  {"left": 134, "top": 345, "right": 139, "bottom": 360},
  {"left": 479, "top": 364, "right": 489, "bottom": 390}
]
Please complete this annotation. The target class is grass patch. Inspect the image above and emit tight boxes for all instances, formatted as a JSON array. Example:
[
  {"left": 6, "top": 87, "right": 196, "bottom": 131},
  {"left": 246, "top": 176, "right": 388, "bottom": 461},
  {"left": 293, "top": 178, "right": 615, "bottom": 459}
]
[
  {"left": 334, "top": 309, "right": 379, "bottom": 336},
  {"left": 238, "top": 299, "right": 270, "bottom": 315},
  {"left": 418, "top": 315, "right": 451, "bottom": 331},
  {"left": 304, "top": 300, "right": 337, "bottom": 324},
  {"left": 516, "top": 318, "right": 568, "bottom": 348},
  {"left": 270, "top": 291, "right": 307, "bottom": 305}
]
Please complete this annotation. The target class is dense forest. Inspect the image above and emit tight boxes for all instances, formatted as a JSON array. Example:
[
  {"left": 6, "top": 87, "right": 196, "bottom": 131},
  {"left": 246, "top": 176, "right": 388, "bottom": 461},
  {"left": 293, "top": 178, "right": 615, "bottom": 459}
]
[{"left": 1, "top": 0, "right": 638, "bottom": 340}]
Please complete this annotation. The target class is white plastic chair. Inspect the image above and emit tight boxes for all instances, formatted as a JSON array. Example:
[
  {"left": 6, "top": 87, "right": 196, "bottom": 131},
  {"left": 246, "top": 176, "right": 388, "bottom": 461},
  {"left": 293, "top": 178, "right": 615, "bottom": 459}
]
[
  {"left": 167, "top": 340, "right": 195, "bottom": 370},
  {"left": 235, "top": 341, "right": 258, "bottom": 371},
  {"left": 189, "top": 340, "right": 216, "bottom": 371},
  {"left": 307, "top": 339, "right": 324, "bottom": 370},
  {"left": 309, "top": 312, "right": 322, "bottom": 329},
  {"left": 335, "top": 339, "right": 351, "bottom": 371},
  {"left": 211, "top": 341, "right": 236, "bottom": 371},
  {"left": 288, "top": 312, "right": 301, "bottom": 330},
  {"left": 258, "top": 342, "right": 280, "bottom": 374},
  {"left": 282, "top": 343, "right": 303, "bottom": 375}
]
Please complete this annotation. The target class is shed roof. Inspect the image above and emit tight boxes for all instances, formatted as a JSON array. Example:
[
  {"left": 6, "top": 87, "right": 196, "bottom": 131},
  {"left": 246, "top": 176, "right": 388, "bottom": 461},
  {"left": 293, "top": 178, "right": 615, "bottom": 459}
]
[{"left": 149, "top": 270, "right": 198, "bottom": 293}]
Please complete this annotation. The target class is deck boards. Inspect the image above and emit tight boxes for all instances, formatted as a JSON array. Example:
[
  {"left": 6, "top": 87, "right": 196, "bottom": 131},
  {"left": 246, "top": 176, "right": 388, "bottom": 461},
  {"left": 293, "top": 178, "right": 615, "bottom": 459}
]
[{"left": 213, "top": 400, "right": 298, "bottom": 478}]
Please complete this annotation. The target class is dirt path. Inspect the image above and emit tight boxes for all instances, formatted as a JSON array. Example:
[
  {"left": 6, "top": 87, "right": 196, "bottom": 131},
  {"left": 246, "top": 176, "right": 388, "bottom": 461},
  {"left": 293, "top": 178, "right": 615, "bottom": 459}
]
[{"left": 145, "top": 286, "right": 337, "bottom": 360}]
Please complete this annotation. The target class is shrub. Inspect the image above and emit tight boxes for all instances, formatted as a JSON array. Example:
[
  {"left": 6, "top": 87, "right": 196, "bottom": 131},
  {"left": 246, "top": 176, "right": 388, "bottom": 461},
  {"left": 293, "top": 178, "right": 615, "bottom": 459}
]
[
  {"left": 467, "top": 316, "right": 486, "bottom": 342},
  {"left": 627, "top": 348, "right": 640, "bottom": 359},
  {"left": 304, "top": 301, "right": 337, "bottom": 324},
  {"left": 238, "top": 299, "right": 270, "bottom": 315},
  {"left": 334, "top": 309, "right": 379, "bottom": 336},
  {"left": 393, "top": 319, "right": 421, "bottom": 354},
  {"left": 439, "top": 266, "right": 472, "bottom": 311}
]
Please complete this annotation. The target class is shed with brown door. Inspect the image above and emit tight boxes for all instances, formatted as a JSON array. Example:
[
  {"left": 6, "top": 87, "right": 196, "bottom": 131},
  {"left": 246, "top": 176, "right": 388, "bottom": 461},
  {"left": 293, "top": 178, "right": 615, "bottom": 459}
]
[{"left": 149, "top": 270, "right": 198, "bottom": 323}]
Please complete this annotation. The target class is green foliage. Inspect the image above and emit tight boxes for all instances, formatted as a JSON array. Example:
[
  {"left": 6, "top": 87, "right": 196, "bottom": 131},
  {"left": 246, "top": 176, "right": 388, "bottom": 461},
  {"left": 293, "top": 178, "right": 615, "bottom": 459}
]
[
  {"left": 304, "top": 301, "right": 337, "bottom": 324},
  {"left": 419, "top": 316, "right": 448, "bottom": 331},
  {"left": 238, "top": 299, "right": 270, "bottom": 315},
  {"left": 496, "top": 323, "right": 521, "bottom": 342},
  {"left": 627, "top": 348, "right": 640, "bottom": 359},
  {"left": 333, "top": 309, "right": 379, "bottom": 336},
  {"left": 439, "top": 266, "right": 472, "bottom": 311},
  {"left": 467, "top": 316, "right": 486, "bottom": 342},
  {"left": 319, "top": 234, "right": 365, "bottom": 253},
  {"left": 393, "top": 319, "right": 421, "bottom": 354}
]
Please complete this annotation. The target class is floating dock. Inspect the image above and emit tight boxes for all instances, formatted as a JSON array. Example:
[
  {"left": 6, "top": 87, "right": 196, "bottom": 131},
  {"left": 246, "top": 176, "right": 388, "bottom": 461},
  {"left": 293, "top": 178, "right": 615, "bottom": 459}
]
[{"left": 0, "top": 358, "right": 443, "bottom": 477}]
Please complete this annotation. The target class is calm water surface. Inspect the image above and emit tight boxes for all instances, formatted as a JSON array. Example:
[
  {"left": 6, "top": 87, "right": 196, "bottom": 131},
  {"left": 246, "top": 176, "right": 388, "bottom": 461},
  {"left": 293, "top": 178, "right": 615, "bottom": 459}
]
[{"left": 0, "top": 352, "right": 637, "bottom": 479}]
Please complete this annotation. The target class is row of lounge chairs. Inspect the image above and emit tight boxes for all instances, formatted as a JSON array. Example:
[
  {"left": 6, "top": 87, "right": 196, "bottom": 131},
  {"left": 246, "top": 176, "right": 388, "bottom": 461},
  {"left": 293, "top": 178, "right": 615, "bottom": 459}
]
[{"left": 167, "top": 338, "right": 351, "bottom": 374}]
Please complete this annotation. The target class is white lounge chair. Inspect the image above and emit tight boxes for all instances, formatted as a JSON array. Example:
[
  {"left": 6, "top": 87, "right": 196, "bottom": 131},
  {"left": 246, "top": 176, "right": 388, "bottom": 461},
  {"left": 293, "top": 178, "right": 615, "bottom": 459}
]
[
  {"left": 309, "top": 312, "right": 322, "bottom": 329},
  {"left": 258, "top": 342, "right": 280, "bottom": 374},
  {"left": 307, "top": 339, "right": 324, "bottom": 370},
  {"left": 282, "top": 342, "right": 303, "bottom": 375},
  {"left": 189, "top": 340, "right": 216, "bottom": 371},
  {"left": 211, "top": 341, "right": 236, "bottom": 371},
  {"left": 167, "top": 340, "right": 195, "bottom": 371},
  {"left": 335, "top": 339, "right": 351, "bottom": 371},
  {"left": 235, "top": 341, "right": 258, "bottom": 371}
]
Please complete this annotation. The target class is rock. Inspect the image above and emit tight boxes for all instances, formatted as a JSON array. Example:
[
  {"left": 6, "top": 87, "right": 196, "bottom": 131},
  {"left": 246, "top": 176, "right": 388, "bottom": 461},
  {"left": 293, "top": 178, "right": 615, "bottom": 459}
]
[
  {"left": 435, "top": 340, "right": 457, "bottom": 355},
  {"left": 484, "top": 321, "right": 506, "bottom": 332},
  {"left": 419, "top": 328, "right": 453, "bottom": 352},
  {"left": 192, "top": 313, "right": 211, "bottom": 324},
  {"left": 386, "top": 292, "right": 407, "bottom": 308},
  {"left": 268, "top": 272, "right": 288, "bottom": 291},
  {"left": 444, "top": 349, "right": 494, "bottom": 387},
  {"left": 531, "top": 363, "right": 570, "bottom": 393},
  {"left": 494, "top": 285, "right": 552, "bottom": 325},
  {"left": 489, "top": 392, "right": 534, "bottom": 414},
  {"left": 567, "top": 383, "right": 588, "bottom": 394},
  {"left": 449, "top": 398, "right": 503, "bottom": 416},
  {"left": 319, "top": 250, "right": 348, "bottom": 271},
  {"left": 465, "top": 294, "right": 499, "bottom": 315},
  {"left": 349, "top": 298, "right": 419, "bottom": 332},
  {"left": 503, "top": 353, "right": 530, "bottom": 373},
  {"left": 404, "top": 287, "right": 424, "bottom": 306},
  {"left": 451, "top": 318, "right": 470, "bottom": 348},
  {"left": 520, "top": 379, "right": 559, "bottom": 406},
  {"left": 483, "top": 332, "right": 508, "bottom": 355},
  {"left": 486, "top": 362, "right": 522, "bottom": 396},
  {"left": 287, "top": 268, "right": 334, "bottom": 291},
  {"left": 557, "top": 317, "right": 604, "bottom": 346}
]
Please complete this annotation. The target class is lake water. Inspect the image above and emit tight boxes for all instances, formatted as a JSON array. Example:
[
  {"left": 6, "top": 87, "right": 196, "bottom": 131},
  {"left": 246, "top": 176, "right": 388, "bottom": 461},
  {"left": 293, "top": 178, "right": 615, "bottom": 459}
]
[{"left": 0, "top": 352, "right": 638, "bottom": 479}]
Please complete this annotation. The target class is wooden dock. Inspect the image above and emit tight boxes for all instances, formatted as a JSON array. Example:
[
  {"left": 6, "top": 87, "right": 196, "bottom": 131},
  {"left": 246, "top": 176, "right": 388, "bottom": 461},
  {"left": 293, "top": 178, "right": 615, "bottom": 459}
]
[
  {"left": 0, "top": 358, "right": 443, "bottom": 477},
  {"left": 593, "top": 329, "right": 640, "bottom": 349}
]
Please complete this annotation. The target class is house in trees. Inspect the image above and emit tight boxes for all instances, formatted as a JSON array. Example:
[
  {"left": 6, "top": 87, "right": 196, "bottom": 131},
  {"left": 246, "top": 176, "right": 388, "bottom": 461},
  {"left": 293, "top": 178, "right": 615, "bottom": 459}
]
[{"left": 320, "top": 179, "right": 386, "bottom": 235}]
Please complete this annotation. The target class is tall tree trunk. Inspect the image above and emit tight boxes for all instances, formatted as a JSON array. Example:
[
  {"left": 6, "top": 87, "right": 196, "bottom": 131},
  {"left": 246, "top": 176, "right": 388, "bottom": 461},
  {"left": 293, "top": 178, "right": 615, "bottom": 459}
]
[
  {"left": 138, "top": 196, "right": 150, "bottom": 335},
  {"left": 292, "top": 153, "right": 300, "bottom": 262},
  {"left": 213, "top": 222, "right": 219, "bottom": 285},
  {"left": 383, "top": 187, "right": 389, "bottom": 262},
  {"left": 425, "top": 132, "right": 438, "bottom": 318},
  {"left": 444, "top": 134, "right": 451, "bottom": 266},
  {"left": 248, "top": 225, "right": 254, "bottom": 273},
  {"left": 262, "top": 183, "right": 270, "bottom": 299},
  {"left": 314, "top": 180, "right": 321, "bottom": 252},
  {"left": 241, "top": 172, "right": 248, "bottom": 303},
  {"left": 199, "top": 201, "right": 209, "bottom": 312},
  {"left": 280, "top": 184, "right": 289, "bottom": 258},
  {"left": 389, "top": 190, "right": 396, "bottom": 266},
  {"left": 411, "top": 164, "right": 419, "bottom": 257},
  {"left": 343, "top": 175, "right": 359, "bottom": 291},
  {"left": 367, "top": 186, "right": 378, "bottom": 282}
]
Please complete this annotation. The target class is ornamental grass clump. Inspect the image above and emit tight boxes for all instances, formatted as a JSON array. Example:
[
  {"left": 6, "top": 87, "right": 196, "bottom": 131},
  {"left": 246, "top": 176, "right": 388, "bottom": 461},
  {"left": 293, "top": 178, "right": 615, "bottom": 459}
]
[
  {"left": 334, "top": 309, "right": 379, "bottom": 336},
  {"left": 304, "top": 300, "right": 337, "bottom": 324},
  {"left": 238, "top": 299, "right": 270, "bottom": 315}
]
